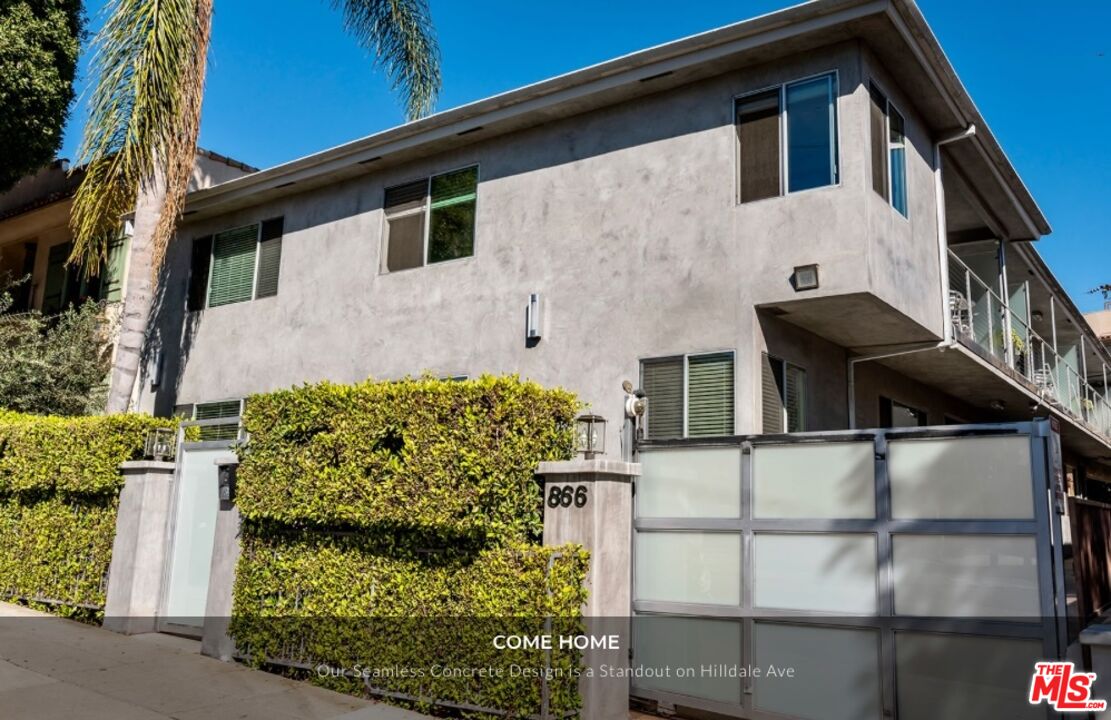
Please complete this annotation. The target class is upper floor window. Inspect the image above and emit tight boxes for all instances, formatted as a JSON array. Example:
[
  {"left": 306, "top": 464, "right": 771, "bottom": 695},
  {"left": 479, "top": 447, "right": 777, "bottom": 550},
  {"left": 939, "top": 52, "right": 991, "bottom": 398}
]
[
  {"left": 188, "top": 217, "right": 284, "bottom": 311},
  {"left": 762, "top": 353, "right": 806, "bottom": 433},
  {"left": 869, "top": 83, "right": 908, "bottom": 217},
  {"left": 641, "top": 351, "right": 735, "bottom": 439},
  {"left": 736, "top": 73, "right": 839, "bottom": 203},
  {"left": 383, "top": 166, "right": 477, "bottom": 272}
]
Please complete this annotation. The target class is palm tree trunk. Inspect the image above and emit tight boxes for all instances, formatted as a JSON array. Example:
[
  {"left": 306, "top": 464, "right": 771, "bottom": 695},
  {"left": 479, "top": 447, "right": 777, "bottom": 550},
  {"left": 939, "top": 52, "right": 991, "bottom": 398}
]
[{"left": 105, "top": 171, "right": 167, "bottom": 414}]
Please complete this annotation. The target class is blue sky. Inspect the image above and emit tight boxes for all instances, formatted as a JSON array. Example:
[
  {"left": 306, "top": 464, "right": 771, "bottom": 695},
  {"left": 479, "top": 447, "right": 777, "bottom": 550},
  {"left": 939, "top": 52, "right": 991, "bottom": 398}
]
[{"left": 59, "top": 1, "right": 1110, "bottom": 311}]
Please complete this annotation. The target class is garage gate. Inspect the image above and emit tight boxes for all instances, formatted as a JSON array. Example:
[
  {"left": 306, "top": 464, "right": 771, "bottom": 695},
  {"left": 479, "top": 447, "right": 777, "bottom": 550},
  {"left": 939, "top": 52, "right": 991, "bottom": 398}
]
[{"left": 631, "top": 420, "right": 1069, "bottom": 720}]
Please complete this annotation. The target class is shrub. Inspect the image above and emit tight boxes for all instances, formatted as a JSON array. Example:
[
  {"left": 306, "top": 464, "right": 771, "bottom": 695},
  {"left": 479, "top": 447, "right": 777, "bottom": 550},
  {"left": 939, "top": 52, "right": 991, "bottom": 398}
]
[
  {"left": 232, "top": 376, "right": 589, "bottom": 716},
  {"left": 237, "top": 375, "right": 580, "bottom": 540},
  {"left": 0, "top": 411, "right": 178, "bottom": 616}
]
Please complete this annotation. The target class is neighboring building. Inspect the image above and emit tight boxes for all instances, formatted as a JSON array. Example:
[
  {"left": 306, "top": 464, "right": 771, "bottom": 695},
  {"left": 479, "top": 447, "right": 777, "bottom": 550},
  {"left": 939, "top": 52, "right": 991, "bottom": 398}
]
[
  {"left": 0, "top": 150, "right": 255, "bottom": 318},
  {"left": 1088, "top": 306, "right": 1111, "bottom": 349},
  {"left": 134, "top": 0, "right": 1111, "bottom": 489}
]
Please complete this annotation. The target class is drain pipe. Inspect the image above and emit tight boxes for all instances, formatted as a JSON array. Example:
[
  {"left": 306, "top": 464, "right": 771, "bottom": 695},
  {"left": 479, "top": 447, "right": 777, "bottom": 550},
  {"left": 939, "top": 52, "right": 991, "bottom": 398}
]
[
  {"left": 933, "top": 124, "right": 977, "bottom": 344},
  {"left": 847, "top": 341, "right": 952, "bottom": 428}
]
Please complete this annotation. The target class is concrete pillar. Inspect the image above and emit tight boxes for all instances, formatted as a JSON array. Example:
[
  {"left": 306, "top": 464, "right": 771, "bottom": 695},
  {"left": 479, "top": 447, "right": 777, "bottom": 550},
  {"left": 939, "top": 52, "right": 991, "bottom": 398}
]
[
  {"left": 103, "top": 461, "right": 176, "bottom": 635},
  {"left": 537, "top": 458, "right": 639, "bottom": 720},
  {"left": 202, "top": 457, "right": 241, "bottom": 661},
  {"left": 1080, "top": 624, "right": 1111, "bottom": 718}
]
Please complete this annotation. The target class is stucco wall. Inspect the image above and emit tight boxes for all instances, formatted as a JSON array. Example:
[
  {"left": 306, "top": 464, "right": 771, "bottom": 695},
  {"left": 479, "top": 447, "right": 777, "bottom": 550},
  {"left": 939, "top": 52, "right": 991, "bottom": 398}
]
[{"left": 138, "top": 42, "right": 951, "bottom": 450}]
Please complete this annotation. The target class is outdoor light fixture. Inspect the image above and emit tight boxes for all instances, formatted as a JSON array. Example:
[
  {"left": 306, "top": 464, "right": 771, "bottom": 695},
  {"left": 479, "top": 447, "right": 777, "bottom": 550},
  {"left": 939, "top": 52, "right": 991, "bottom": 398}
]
[
  {"left": 144, "top": 428, "right": 175, "bottom": 462},
  {"left": 990, "top": 399, "right": 1007, "bottom": 411},
  {"left": 526, "top": 293, "right": 542, "bottom": 341},
  {"left": 1032, "top": 310, "right": 1044, "bottom": 323},
  {"left": 792, "top": 264, "right": 820, "bottom": 291},
  {"left": 575, "top": 414, "right": 606, "bottom": 459}
]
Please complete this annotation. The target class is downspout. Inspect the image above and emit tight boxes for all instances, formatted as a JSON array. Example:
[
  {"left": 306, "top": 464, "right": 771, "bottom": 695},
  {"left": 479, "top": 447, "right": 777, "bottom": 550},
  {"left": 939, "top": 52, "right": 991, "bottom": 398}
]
[{"left": 933, "top": 124, "right": 977, "bottom": 344}]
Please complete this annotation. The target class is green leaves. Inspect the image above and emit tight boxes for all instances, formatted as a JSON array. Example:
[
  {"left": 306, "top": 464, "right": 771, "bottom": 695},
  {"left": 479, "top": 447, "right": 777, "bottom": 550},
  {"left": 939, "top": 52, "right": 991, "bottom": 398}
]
[
  {"left": 236, "top": 375, "right": 580, "bottom": 539},
  {"left": 0, "top": 411, "right": 178, "bottom": 615}
]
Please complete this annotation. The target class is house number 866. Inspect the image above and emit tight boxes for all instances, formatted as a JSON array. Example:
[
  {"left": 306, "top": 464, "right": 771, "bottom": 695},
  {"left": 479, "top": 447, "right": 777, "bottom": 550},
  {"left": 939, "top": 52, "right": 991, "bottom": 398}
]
[{"left": 547, "top": 485, "right": 588, "bottom": 509}]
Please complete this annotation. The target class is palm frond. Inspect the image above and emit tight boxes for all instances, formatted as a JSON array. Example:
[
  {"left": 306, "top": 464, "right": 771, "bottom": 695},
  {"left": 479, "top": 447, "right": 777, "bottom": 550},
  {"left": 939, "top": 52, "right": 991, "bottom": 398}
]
[
  {"left": 69, "top": 0, "right": 212, "bottom": 277},
  {"left": 334, "top": 0, "right": 442, "bottom": 120}
]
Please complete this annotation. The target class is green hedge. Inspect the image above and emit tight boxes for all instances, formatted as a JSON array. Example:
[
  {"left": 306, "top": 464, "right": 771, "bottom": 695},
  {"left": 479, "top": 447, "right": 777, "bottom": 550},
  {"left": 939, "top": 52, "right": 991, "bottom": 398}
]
[
  {"left": 237, "top": 375, "right": 580, "bottom": 540},
  {"left": 232, "top": 527, "right": 589, "bottom": 717},
  {"left": 0, "top": 412, "right": 178, "bottom": 616},
  {"left": 232, "top": 376, "right": 590, "bottom": 717}
]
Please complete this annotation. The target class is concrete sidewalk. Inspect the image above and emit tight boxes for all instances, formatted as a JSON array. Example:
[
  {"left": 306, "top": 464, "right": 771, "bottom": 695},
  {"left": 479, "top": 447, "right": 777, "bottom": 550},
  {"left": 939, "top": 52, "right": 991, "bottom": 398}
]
[{"left": 0, "top": 602, "right": 422, "bottom": 720}]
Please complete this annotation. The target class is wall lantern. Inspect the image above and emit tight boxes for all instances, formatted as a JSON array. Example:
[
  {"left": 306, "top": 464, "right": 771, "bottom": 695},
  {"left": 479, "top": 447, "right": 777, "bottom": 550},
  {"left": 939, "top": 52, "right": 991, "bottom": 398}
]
[
  {"left": 144, "top": 428, "right": 176, "bottom": 462},
  {"left": 792, "top": 264, "right": 820, "bottom": 291},
  {"left": 575, "top": 414, "right": 606, "bottom": 459}
]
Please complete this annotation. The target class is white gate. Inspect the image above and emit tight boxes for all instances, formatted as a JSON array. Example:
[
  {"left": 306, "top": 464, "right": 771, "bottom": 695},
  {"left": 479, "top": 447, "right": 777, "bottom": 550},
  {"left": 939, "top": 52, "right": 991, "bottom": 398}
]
[
  {"left": 631, "top": 420, "right": 1068, "bottom": 720},
  {"left": 158, "top": 419, "right": 240, "bottom": 635}
]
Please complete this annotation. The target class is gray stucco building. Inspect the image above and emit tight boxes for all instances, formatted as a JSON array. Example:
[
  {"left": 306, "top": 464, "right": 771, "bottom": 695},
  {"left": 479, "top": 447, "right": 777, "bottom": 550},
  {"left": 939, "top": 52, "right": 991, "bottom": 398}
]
[{"left": 134, "top": 0, "right": 1111, "bottom": 485}]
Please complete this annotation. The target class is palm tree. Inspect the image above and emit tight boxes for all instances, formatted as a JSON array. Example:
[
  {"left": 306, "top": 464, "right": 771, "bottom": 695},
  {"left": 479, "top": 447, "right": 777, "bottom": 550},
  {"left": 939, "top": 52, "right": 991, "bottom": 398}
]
[{"left": 70, "top": 0, "right": 440, "bottom": 413}]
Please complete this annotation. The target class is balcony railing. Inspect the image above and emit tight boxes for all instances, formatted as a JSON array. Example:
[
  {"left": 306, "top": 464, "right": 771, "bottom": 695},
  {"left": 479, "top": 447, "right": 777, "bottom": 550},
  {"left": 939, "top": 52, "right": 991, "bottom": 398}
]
[{"left": 948, "top": 250, "right": 1111, "bottom": 440}]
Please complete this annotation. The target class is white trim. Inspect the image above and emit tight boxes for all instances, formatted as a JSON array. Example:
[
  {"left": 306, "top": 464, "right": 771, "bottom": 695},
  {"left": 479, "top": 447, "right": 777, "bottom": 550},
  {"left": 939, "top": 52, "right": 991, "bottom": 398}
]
[{"left": 381, "top": 164, "right": 480, "bottom": 274}]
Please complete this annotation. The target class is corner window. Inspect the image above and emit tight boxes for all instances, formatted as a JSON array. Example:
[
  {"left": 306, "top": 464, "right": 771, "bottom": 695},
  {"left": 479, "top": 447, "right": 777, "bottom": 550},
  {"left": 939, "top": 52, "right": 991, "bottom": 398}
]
[
  {"left": 762, "top": 354, "right": 806, "bottom": 433},
  {"left": 187, "top": 217, "right": 284, "bottom": 311},
  {"left": 383, "top": 166, "right": 477, "bottom": 272},
  {"left": 880, "top": 397, "right": 926, "bottom": 428},
  {"left": 641, "top": 352, "right": 735, "bottom": 439},
  {"left": 736, "top": 73, "right": 839, "bottom": 203},
  {"left": 869, "top": 84, "right": 908, "bottom": 217}
]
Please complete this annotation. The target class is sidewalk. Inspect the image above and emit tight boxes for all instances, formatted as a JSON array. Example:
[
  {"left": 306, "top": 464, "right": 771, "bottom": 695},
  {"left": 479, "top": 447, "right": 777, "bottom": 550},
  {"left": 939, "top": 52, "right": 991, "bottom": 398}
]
[{"left": 0, "top": 602, "right": 422, "bottom": 720}]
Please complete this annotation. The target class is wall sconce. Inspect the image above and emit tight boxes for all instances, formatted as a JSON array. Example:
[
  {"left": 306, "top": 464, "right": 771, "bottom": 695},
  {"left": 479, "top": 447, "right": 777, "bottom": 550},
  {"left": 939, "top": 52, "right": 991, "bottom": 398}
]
[
  {"left": 791, "top": 264, "right": 820, "bottom": 291},
  {"left": 526, "top": 293, "right": 542, "bottom": 342},
  {"left": 148, "top": 349, "right": 163, "bottom": 388},
  {"left": 144, "top": 428, "right": 176, "bottom": 462},
  {"left": 574, "top": 414, "right": 606, "bottom": 459}
]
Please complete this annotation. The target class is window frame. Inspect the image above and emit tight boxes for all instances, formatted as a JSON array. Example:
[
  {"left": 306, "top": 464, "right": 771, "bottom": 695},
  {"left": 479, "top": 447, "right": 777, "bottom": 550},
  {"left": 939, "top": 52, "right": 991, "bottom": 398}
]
[
  {"left": 190, "top": 218, "right": 284, "bottom": 311},
  {"left": 869, "top": 81, "right": 910, "bottom": 219},
  {"left": 381, "top": 164, "right": 480, "bottom": 274},
  {"left": 765, "top": 353, "right": 808, "bottom": 433},
  {"left": 640, "top": 349, "right": 737, "bottom": 439},
  {"left": 734, "top": 70, "right": 841, "bottom": 205}
]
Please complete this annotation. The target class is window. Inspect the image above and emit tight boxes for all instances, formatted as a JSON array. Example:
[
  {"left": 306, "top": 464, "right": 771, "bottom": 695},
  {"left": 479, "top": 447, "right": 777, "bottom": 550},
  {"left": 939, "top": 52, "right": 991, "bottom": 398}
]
[
  {"left": 762, "top": 354, "right": 806, "bottom": 433},
  {"left": 383, "top": 166, "right": 477, "bottom": 272},
  {"left": 187, "top": 399, "right": 243, "bottom": 441},
  {"left": 880, "top": 396, "right": 926, "bottom": 428},
  {"left": 188, "top": 217, "right": 284, "bottom": 311},
  {"left": 41, "top": 241, "right": 112, "bottom": 314},
  {"left": 869, "top": 83, "right": 908, "bottom": 217},
  {"left": 641, "top": 352, "right": 735, "bottom": 439},
  {"left": 736, "top": 73, "right": 839, "bottom": 203}
]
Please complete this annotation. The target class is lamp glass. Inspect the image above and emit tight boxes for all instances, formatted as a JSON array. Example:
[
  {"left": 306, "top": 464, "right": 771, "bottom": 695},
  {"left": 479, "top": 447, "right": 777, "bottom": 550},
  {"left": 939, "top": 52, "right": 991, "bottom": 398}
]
[{"left": 575, "top": 414, "right": 606, "bottom": 457}]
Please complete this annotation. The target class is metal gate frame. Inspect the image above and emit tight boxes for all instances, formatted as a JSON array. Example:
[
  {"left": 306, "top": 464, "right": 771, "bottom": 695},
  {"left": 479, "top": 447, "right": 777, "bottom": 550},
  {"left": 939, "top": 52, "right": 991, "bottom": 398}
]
[
  {"left": 631, "top": 419, "right": 1068, "bottom": 720},
  {"left": 155, "top": 417, "right": 242, "bottom": 636}
]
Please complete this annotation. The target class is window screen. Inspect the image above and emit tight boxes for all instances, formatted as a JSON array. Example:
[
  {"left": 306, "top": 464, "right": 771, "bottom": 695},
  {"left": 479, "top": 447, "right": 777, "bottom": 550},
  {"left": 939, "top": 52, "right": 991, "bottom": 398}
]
[
  {"left": 384, "top": 179, "right": 428, "bottom": 272},
  {"left": 643, "top": 357, "right": 684, "bottom": 440},
  {"left": 786, "top": 75, "right": 838, "bottom": 192},
  {"left": 208, "top": 224, "right": 258, "bottom": 307},
  {"left": 687, "top": 352, "right": 734, "bottom": 437},
  {"left": 869, "top": 84, "right": 889, "bottom": 200},
  {"left": 736, "top": 90, "right": 781, "bottom": 203}
]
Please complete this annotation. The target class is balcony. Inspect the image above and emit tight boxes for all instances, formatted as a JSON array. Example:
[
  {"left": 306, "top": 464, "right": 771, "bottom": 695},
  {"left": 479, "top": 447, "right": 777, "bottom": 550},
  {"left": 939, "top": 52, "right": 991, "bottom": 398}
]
[{"left": 948, "top": 248, "right": 1111, "bottom": 441}]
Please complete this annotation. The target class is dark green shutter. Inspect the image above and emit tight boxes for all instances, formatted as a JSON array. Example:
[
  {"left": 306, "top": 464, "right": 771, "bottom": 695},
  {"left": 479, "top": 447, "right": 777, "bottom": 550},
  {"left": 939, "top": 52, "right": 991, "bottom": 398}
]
[
  {"left": 688, "top": 353, "right": 735, "bottom": 437},
  {"left": 642, "top": 357, "right": 684, "bottom": 439},
  {"left": 869, "top": 83, "right": 889, "bottom": 200},
  {"left": 762, "top": 353, "right": 785, "bottom": 434},
  {"left": 188, "top": 235, "right": 212, "bottom": 311},
  {"left": 100, "top": 236, "right": 129, "bottom": 302},
  {"left": 42, "top": 243, "right": 71, "bottom": 314},
  {"left": 208, "top": 225, "right": 258, "bottom": 307},
  {"left": 255, "top": 217, "right": 283, "bottom": 298}
]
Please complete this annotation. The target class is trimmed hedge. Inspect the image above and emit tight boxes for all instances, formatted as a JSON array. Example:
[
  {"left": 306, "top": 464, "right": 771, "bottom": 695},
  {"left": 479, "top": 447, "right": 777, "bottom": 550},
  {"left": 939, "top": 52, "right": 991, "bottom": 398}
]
[
  {"left": 0, "top": 412, "right": 178, "bottom": 616},
  {"left": 232, "top": 376, "right": 590, "bottom": 716},
  {"left": 237, "top": 375, "right": 580, "bottom": 540},
  {"left": 232, "top": 527, "right": 589, "bottom": 717}
]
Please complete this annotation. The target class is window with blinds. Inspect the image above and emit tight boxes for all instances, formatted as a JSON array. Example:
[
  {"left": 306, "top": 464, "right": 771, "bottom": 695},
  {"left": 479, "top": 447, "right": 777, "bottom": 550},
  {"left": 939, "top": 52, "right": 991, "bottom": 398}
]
[
  {"left": 762, "top": 354, "right": 806, "bottom": 433},
  {"left": 192, "top": 399, "right": 243, "bottom": 441},
  {"left": 735, "top": 73, "right": 839, "bottom": 203},
  {"left": 382, "top": 166, "right": 477, "bottom": 272},
  {"left": 641, "top": 352, "right": 735, "bottom": 439},
  {"left": 189, "top": 217, "right": 284, "bottom": 310}
]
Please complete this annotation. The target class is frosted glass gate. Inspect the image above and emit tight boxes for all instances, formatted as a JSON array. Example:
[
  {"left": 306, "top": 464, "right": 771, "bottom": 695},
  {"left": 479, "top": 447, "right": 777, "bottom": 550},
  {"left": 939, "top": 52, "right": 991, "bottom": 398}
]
[{"left": 632, "top": 421, "right": 1068, "bottom": 720}]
